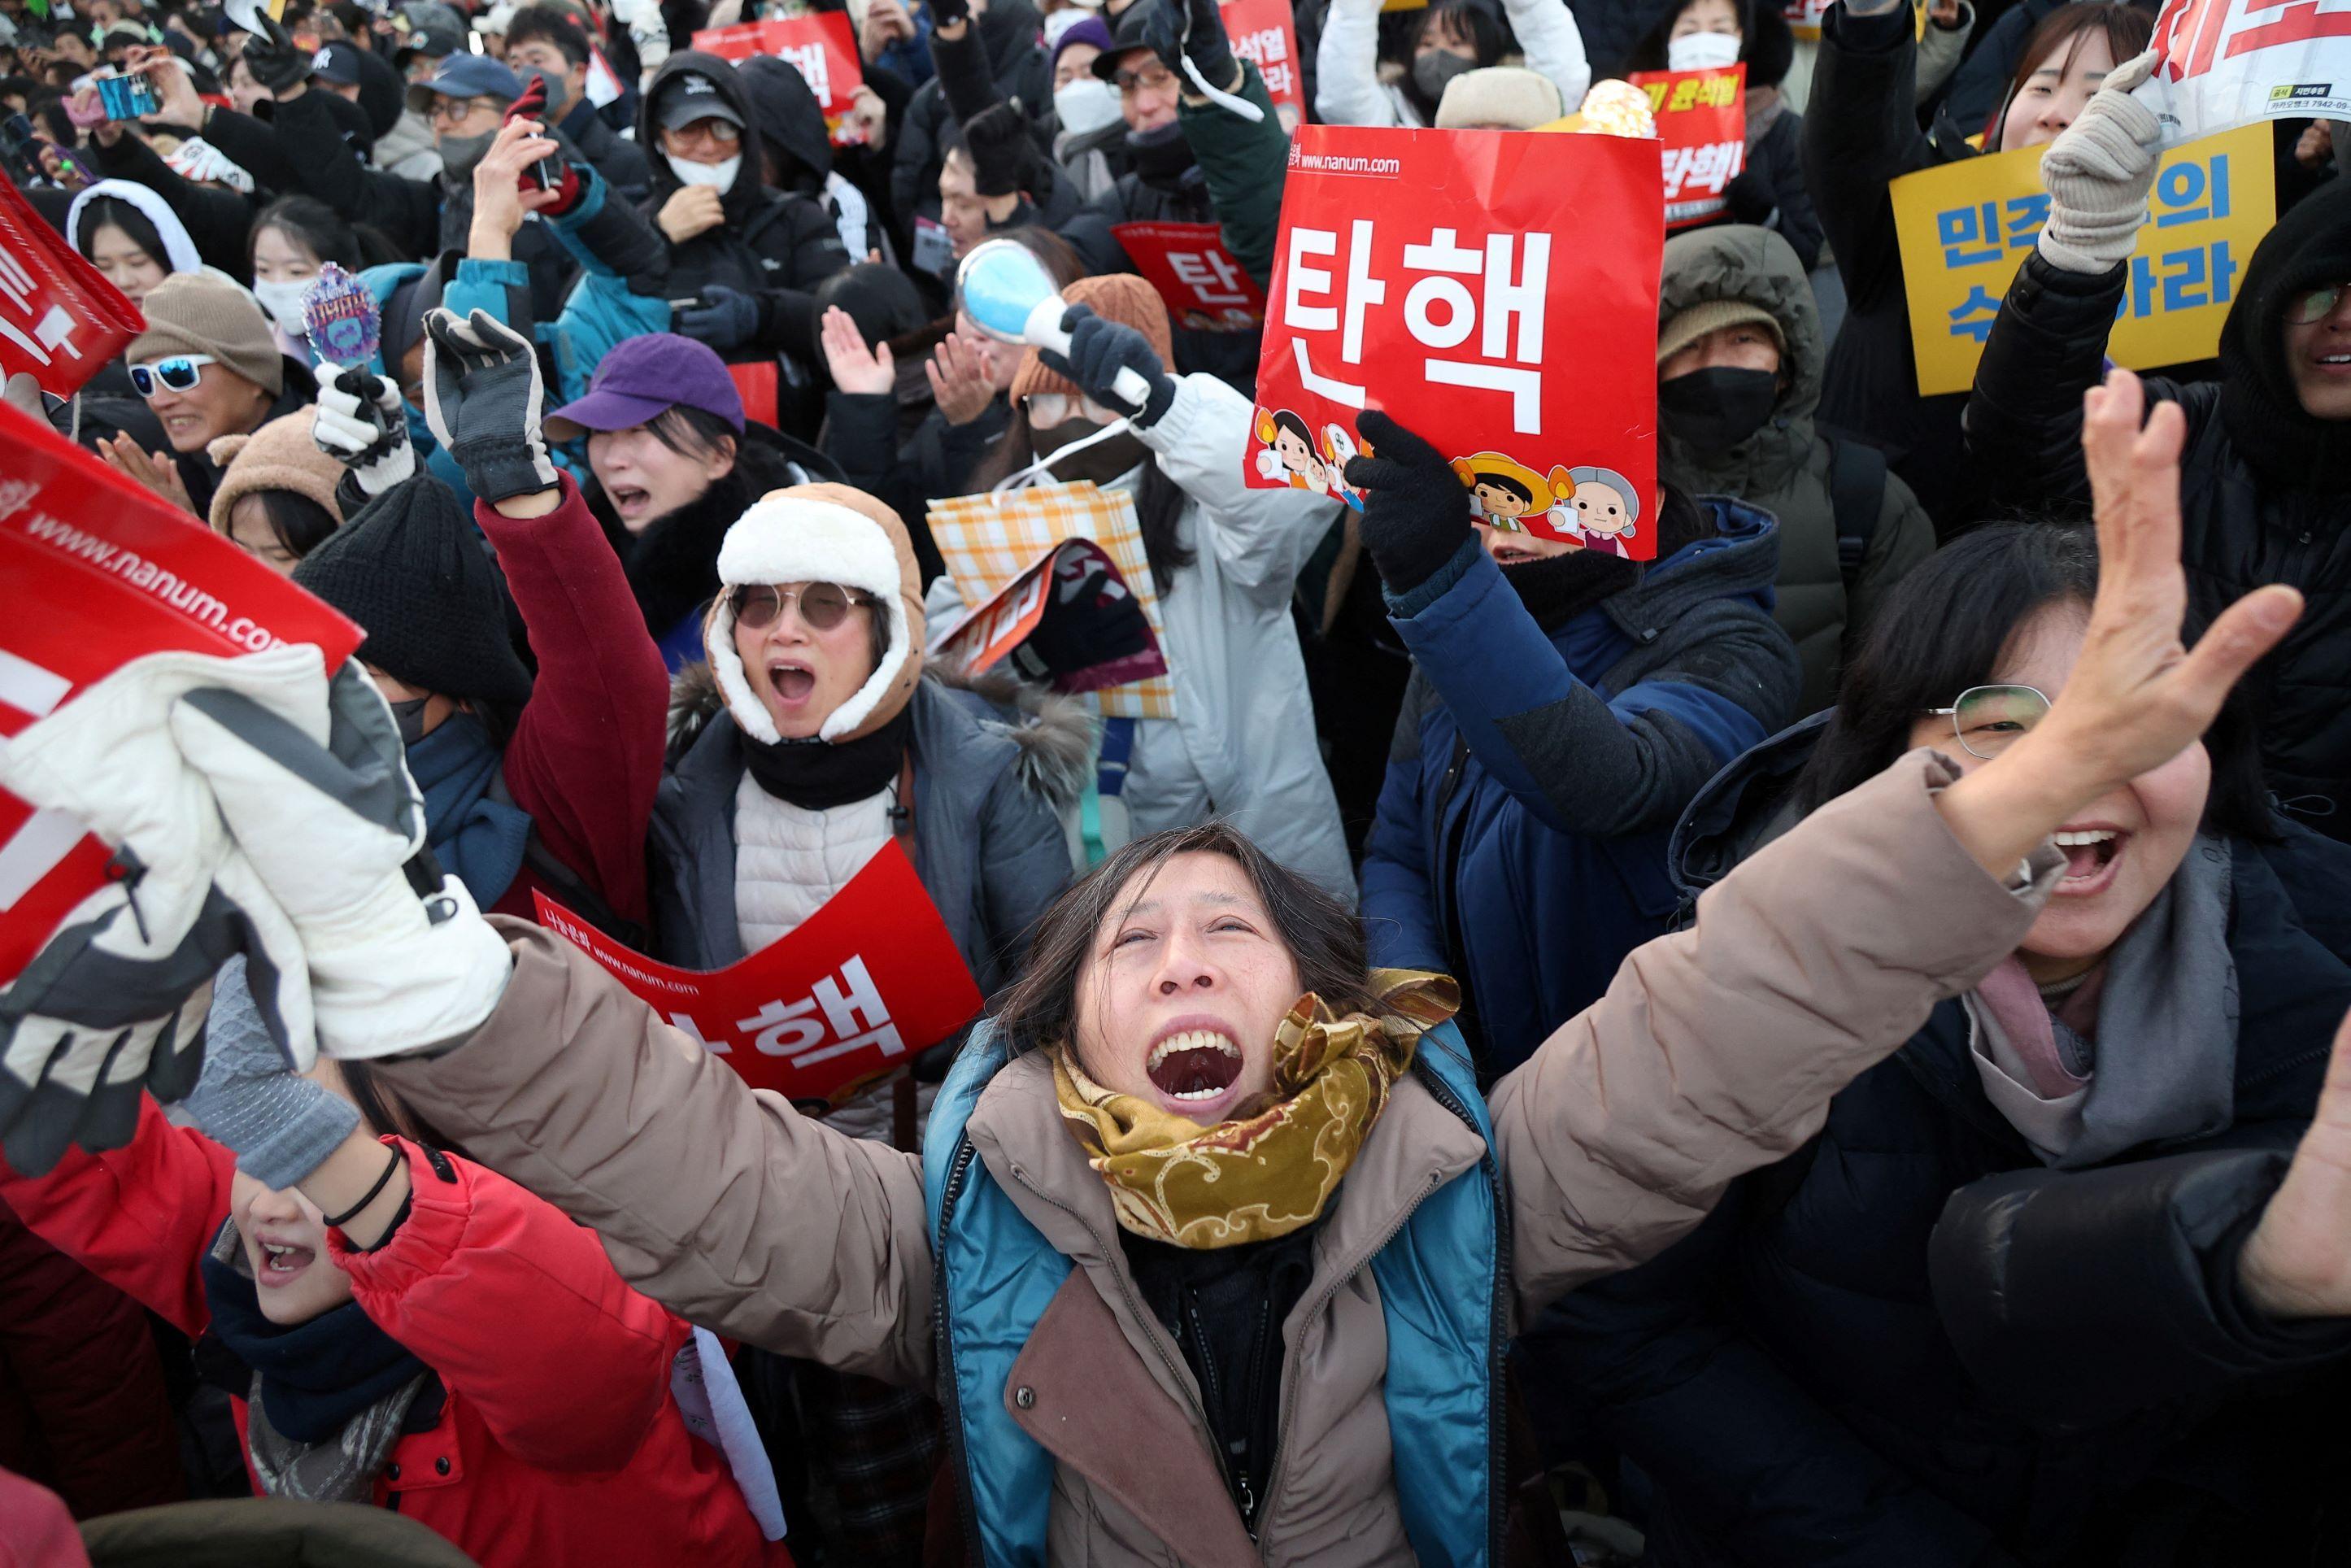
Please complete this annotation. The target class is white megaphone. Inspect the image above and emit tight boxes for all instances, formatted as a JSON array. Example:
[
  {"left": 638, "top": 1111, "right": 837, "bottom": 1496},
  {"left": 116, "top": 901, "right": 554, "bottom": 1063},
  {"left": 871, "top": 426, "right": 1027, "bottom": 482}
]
[{"left": 955, "top": 239, "right": 1156, "bottom": 413}]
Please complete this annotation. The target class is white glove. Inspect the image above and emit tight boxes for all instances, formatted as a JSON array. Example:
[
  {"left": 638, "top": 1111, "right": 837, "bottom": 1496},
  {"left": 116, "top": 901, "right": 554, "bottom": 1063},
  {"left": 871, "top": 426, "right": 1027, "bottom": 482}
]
[
  {"left": 313, "top": 365, "right": 417, "bottom": 498},
  {"left": 168, "top": 651, "right": 512, "bottom": 1061},
  {"left": 2037, "top": 49, "right": 2164, "bottom": 275},
  {"left": 0, "top": 651, "right": 311, "bottom": 1174}
]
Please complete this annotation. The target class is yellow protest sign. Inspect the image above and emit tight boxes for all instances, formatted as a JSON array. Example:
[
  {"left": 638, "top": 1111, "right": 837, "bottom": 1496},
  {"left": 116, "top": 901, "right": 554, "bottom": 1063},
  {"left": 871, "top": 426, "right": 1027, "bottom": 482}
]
[
  {"left": 1890, "top": 121, "right": 2272, "bottom": 398},
  {"left": 1381, "top": 0, "right": 1429, "bottom": 10}
]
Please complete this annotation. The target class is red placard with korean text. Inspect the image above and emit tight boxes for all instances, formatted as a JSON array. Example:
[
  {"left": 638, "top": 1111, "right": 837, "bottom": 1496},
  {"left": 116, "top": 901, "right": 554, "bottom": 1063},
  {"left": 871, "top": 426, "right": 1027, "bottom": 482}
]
[
  {"left": 0, "top": 178, "right": 144, "bottom": 396},
  {"left": 1249, "top": 125, "right": 1663, "bottom": 556},
  {"left": 533, "top": 843, "right": 983, "bottom": 1113},
  {"left": 1627, "top": 65, "right": 1747, "bottom": 230},
  {"left": 1112, "top": 220, "right": 1266, "bottom": 333},
  {"left": 690, "top": 13, "right": 869, "bottom": 146},
  {"left": 1219, "top": 0, "right": 1305, "bottom": 126},
  {"left": 0, "top": 402, "right": 363, "bottom": 983},
  {"left": 2142, "top": 0, "right": 2351, "bottom": 140}
]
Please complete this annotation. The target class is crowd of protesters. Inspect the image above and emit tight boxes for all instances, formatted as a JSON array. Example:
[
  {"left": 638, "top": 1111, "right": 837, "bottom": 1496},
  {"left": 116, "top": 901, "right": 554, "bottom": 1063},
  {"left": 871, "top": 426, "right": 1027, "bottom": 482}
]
[{"left": 0, "top": 0, "right": 2347, "bottom": 1561}]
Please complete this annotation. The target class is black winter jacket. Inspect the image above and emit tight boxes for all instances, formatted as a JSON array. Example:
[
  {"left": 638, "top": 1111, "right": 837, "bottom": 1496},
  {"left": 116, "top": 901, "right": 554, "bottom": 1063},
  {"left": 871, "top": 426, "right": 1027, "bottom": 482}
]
[
  {"left": 1536, "top": 721, "right": 2351, "bottom": 1568},
  {"left": 1717, "top": 102, "right": 1821, "bottom": 272},
  {"left": 1966, "top": 178, "right": 2351, "bottom": 839},
  {"left": 558, "top": 95, "right": 654, "bottom": 206},
  {"left": 1800, "top": 2, "right": 1987, "bottom": 537},
  {"left": 638, "top": 52, "right": 854, "bottom": 370},
  {"left": 890, "top": 0, "right": 1052, "bottom": 235}
]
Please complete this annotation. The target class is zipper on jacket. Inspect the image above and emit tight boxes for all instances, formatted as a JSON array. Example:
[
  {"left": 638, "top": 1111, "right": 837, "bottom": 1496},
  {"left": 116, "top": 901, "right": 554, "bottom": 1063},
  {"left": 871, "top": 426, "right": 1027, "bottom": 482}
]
[
  {"left": 1417, "top": 1068, "right": 1514, "bottom": 1568},
  {"left": 931, "top": 1138, "right": 987, "bottom": 1563}
]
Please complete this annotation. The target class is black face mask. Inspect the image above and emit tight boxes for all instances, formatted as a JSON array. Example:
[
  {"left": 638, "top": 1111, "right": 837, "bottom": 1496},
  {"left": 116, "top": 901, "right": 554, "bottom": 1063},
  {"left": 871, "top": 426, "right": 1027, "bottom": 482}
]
[
  {"left": 1658, "top": 366, "right": 1780, "bottom": 452},
  {"left": 1125, "top": 120, "right": 1198, "bottom": 185},
  {"left": 1031, "top": 417, "right": 1150, "bottom": 486},
  {"left": 1412, "top": 50, "right": 1476, "bottom": 102},
  {"left": 388, "top": 695, "right": 431, "bottom": 747}
]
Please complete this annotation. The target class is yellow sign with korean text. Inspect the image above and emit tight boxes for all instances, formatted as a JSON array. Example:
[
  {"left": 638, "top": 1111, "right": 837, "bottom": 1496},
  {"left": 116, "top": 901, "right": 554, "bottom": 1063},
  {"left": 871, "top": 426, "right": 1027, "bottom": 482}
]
[{"left": 1890, "top": 121, "right": 2272, "bottom": 398}]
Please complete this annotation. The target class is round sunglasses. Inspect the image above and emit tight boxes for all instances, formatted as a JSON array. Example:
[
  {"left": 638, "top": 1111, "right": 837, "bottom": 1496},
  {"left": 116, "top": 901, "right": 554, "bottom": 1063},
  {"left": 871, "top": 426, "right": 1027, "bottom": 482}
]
[{"left": 729, "top": 581, "right": 875, "bottom": 633}]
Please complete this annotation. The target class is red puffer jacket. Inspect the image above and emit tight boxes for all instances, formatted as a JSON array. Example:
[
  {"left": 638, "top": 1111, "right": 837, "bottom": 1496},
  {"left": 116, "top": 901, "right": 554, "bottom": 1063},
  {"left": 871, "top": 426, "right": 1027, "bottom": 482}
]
[{"left": 0, "top": 1101, "right": 788, "bottom": 1568}]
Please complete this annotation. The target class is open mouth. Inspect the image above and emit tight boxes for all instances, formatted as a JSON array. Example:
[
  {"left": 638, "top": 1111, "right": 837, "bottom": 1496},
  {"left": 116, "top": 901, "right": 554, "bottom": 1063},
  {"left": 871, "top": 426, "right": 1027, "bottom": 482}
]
[
  {"left": 609, "top": 483, "right": 652, "bottom": 516},
  {"left": 2052, "top": 827, "right": 2127, "bottom": 895},
  {"left": 1145, "top": 1028, "right": 1243, "bottom": 1104},
  {"left": 766, "top": 660, "right": 816, "bottom": 703},
  {"left": 257, "top": 1239, "right": 316, "bottom": 1286}
]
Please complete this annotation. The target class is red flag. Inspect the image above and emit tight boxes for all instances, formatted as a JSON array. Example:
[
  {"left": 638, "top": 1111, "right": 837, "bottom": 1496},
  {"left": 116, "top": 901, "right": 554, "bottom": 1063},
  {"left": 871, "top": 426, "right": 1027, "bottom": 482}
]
[{"left": 0, "top": 179, "right": 143, "bottom": 397}]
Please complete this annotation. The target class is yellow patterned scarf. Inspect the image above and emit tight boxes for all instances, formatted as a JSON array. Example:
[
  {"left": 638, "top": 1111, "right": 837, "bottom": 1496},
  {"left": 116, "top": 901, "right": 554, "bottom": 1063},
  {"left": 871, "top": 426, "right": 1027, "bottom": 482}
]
[{"left": 1051, "top": 970, "right": 1460, "bottom": 1249}]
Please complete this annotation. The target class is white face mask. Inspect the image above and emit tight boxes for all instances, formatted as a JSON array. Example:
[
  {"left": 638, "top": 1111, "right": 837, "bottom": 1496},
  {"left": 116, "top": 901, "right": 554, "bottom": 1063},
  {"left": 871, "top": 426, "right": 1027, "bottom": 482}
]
[
  {"left": 1054, "top": 77, "right": 1122, "bottom": 138},
  {"left": 1668, "top": 30, "right": 1744, "bottom": 72},
  {"left": 668, "top": 153, "right": 740, "bottom": 189},
  {"left": 252, "top": 277, "right": 313, "bottom": 332}
]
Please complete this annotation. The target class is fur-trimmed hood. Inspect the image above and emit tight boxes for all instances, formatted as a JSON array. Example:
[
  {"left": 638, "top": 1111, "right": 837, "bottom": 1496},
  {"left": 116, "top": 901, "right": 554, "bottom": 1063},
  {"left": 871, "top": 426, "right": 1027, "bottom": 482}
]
[{"left": 667, "top": 660, "right": 1095, "bottom": 809}]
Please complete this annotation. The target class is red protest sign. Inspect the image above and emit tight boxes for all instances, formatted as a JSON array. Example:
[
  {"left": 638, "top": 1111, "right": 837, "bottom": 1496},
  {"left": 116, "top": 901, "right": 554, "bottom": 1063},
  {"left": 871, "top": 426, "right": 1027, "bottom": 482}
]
[
  {"left": 1251, "top": 125, "right": 1663, "bottom": 556},
  {"left": 1628, "top": 65, "right": 1747, "bottom": 230},
  {"left": 1112, "top": 220, "right": 1266, "bottom": 333},
  {"left": 937, "top": 537, "right": 1169, "bottom": 693},
  {"left": 1218, "top": 0, "right": 1305, "bottom": 125},
  {"left": 0, "top": 402, "right": 363, "bottom": 982},
  {"left": 690, "top": 13, "right": 869, "bottom": 146},
  {"left": 533, "top": 843, "right": 983, "bottom": 1113},
  {"left": 0, "top": 179, "right": 143, "bottom": 398},
  {"left": 2146, "top": 0, "right": 2351, "bottom": 139}
]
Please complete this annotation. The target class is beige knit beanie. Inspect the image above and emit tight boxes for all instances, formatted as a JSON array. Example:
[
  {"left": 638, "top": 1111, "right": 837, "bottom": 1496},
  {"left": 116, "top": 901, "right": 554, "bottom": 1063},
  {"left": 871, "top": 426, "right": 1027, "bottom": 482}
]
[
  {"left": 126, "top": 272, "right": 285, "bottom": 396},
  {"left": 207, "top": 410, "right": 350, "bottom": 535},
  {"left": 1008, "top": 275, "right": 1176, "bottom": 407}
]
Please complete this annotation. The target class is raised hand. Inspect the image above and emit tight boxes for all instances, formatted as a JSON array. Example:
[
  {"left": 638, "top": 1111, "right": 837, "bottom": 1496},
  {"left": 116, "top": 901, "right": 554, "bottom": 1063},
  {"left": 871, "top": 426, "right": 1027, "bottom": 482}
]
[
  {"left": 820, "top": 305, "right": 895, "bottom": 397},
  {"left": 242, "top": 14, "right": 314, "bottom": 96},
  {"left": 312, "top": 364, "right": 416, "bottom": 497},
  {"left": 99, "top": 434, "right": 196, "bottom": 516},
  {"left": 469, "top": 117, "right": 565, "bottom": 259},
  {"left": 2239, "top": 1005, "right": 2351, "bottom": 1318},
  {"left": 1037, "top": 304, "right": 1177, "bottom": 427},
  {"left": 2036, "top": 49, "right": 2162, "bottom": 274},
  {"left": 420, "top": 307, "right": 558, "bottom": 504},
  {"left": 926, "top": 330, "right": 996, "bottom": 426},
  {"left": 1343, "top": 409, "right": 1474, "bottom": 595}
]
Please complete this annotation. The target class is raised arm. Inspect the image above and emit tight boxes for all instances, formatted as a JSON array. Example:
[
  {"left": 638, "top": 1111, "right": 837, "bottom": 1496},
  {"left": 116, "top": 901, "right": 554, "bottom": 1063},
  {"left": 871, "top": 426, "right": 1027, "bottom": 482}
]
[
  {"left": 1801, "top": 0, "right": 1937, "bottom": 317},
  {"left": 1313, "top": 0, "right": 1401, "bottom": 128}
]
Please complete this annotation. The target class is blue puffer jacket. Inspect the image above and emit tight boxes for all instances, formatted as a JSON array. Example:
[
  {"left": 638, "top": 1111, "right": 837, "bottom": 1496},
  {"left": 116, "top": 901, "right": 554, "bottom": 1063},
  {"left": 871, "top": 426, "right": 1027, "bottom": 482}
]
[
  {"left": 1359, "top": 500, "right": 1800, "bottom": 1078},
  {"left": 922, "top": 1018, "right": 1509, "bottom": 1567}
]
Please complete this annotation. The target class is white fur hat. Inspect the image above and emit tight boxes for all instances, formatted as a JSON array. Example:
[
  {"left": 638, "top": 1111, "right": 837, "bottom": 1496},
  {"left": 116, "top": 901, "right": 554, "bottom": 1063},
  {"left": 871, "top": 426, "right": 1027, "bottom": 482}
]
[{"left": 703, "top": 483, "right": 925, "bottom": 745}]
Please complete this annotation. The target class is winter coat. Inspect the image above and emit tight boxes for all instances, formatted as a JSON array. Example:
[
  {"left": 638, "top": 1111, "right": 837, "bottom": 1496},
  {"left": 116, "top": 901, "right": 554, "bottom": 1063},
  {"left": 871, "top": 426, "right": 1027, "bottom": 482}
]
[
  {"left": 638, "top": 52, "right": 854, "bottom": 368},
  {"left": 1314, "top": 0, "right": 1592, "bottom": 127},
  {"left": 374, "top": 745, "right": 2070, "bottom": 1566},
  {"left": 85, "top": 132, "right": 256, "bottom": 277},
  {"left": 819, "top": 383, "right": 1006, "bottom": 583},
  {"left": 1965, "top": 193, "right": 2351, "bottom": 838},
  {"left": 1540, "top": 723, "right": 2351, "bottom": 1567},
  {"left": 556, "top": 94, "right": 654, "bottom": 206},
  {"left": 0, "top": 1102, "right": 784, "bottom": 1568},
  {"left": 372, "top": 108, "right": 444, "bottom": 184},
  {"left": 1800, "top": 2, "right": 1987, "bottom": 536},
  {"left": 890, "top": 0, "right": 1054, "bottom": 233},
  {"left": 1570, "top": 0, "right": 1679, "bottom": 79},
  {"left": 1717, "top": 101, "right": 1822, "bottom": 272},
  {"left": 1658, "top": 223, "right": 1935, "bottom": 711},
  {"left": 1360, "top": 500, "right": 1800, "bottom": 1078},
  {"left": 1116, "top": 372, "right": 1357, "bottom": 901},
  {"left": 474, "top": 473, "right": 673, "bottom": 930},
  {"left": 648, "top": 669, "right": 1084, "bottom": 994},
  {"left": 738, "top": 54, "right": 889, "bottom": 262}
]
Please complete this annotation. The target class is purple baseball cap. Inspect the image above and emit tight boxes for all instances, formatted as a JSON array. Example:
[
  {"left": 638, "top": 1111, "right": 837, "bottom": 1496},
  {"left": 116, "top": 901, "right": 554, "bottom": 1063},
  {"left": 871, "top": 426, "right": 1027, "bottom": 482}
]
[{"left": 546, "top": 333, "right": 747, "bottom": 440}]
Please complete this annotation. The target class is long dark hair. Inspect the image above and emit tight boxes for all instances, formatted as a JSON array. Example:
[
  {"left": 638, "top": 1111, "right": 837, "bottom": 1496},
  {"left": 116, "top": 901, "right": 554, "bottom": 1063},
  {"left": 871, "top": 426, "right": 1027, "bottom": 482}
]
[
  {"left": 248, "top": 193, "right": 403, "bottom": 276},
  {"left": 338, "top": 1058, "right": 468, "bottom": 1158},
  {"left": 247, "top": 489, "right": 341, "bottom": 560},
  {"left": 1793, "top": 523, "right": 2272, "bottom": 838},
  {"left": 74, "top": 194, "right": 167, "bottom": 266},
  {"left": 1984, "top": 3, "right": 2155, "bottom": 150},
  {"left": 989, "top": 823, "right": 1387, "bottom": 1056},
  {"left": 968, "top": 403, "right": 1197, "bottom": 595}
]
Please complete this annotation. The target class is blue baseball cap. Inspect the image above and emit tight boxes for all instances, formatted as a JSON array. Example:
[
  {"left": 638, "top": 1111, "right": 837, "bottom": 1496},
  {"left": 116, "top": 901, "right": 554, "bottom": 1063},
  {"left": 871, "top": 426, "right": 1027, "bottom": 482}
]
[
  {"left": 545, "top": 333, "right": 747, "bottom": 440},
  {"left": 405, "top": 53, "right": 524, "bottom": 114}
]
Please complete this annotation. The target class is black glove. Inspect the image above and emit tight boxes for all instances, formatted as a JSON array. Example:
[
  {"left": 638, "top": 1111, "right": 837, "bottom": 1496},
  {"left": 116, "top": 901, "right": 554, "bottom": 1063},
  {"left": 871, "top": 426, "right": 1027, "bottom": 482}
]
[
  {"left": 1344, "top": 409, "right": 1474, "bottom": 595},
  {"left": 1145, "top": 0, "right": 1237, "bottom": 90},
  {"left": 1017, "top": 564, "right": 1151, "bottom": 682},
  {"left": 930, "top": 0, "right": 972, "bottom": 27},
  {"left": 676, "top": 285, "right": 763, "bottom": 353},
  {"left": 1723, "top": 168, "right": 1774, "bottom": 224},
  {"left": 242, "top": 15, "right": 315, "bottom": 94},
  {"left": 1038, "top": 304, "right": 1178, "bottom": 427},
  {"left": 418, "top": 307, "right": 559, "bottom": 503}
]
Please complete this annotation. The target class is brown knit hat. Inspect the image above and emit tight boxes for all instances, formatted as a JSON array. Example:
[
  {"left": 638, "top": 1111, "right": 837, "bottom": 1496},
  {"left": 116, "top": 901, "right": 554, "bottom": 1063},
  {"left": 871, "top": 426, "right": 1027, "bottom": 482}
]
[
  {"left": 1657, "top": 298, "right": 1785, "bottom": 366},
  {"left": 1008, "top": 274, "right": 1175, "bottom": 407},
  {"left": 126, "top": 272, "right": 285, "bottom": 396},
  {"left": 207, "top": 409, "right": 350, "bottom": 535}
]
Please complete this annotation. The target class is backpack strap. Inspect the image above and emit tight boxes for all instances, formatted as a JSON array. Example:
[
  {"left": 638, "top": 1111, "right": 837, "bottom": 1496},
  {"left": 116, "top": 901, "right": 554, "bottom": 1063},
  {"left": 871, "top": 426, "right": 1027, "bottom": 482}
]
[{"left": 1826, "top": 434, "right": 1889, "bottom": 599}]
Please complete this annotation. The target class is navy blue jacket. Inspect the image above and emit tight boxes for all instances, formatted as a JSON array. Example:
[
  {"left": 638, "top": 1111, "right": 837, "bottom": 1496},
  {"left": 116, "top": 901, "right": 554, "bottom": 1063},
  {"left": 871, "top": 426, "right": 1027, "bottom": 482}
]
[
  {"left": 1538, "top": 729, "right": 2351, "bottom": 1567},
  {"left": 1359, "top": 500, "right": 1800, "bottom": 1078}
]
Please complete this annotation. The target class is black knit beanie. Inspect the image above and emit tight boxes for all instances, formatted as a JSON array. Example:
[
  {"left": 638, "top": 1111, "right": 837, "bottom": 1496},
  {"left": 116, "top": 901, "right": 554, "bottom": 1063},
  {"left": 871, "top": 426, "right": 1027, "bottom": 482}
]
[
  {"left": 2218, "top": 177, "right": 2351, "bottom": 493},
  {"left": 292, "top": 475, "right": 533, "bottom": 706}
]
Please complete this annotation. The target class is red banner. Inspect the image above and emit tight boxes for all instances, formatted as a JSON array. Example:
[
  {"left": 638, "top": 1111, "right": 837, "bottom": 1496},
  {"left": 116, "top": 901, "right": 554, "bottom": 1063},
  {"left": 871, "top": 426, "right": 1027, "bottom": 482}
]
[
  {"left": 1249, "top": 125, "right": 1662, "bottom": 555},
  {"left": 0, "top": 179, "right": 143, "bottom": 398},
  {"left": 1219, "top": 0, "right": 1305, "bottom": 125},
  {"left": 533, "top": 843, "right": 983, "bottom": 1113},
  {"left": 690, "top": 14, "right": 869, "bottom": 146},
  {"left": 1628, "top": 65, "right": 1747, "bottom": 230},
  {"left": 0, "top": 402, "right": 364, "bottom": 982},
  {"left": 936, "top": 537, "right": 1169, "bottom": 692},
  {"left": 1112, "top": 220, "right": 1266, "bottom": 333}
]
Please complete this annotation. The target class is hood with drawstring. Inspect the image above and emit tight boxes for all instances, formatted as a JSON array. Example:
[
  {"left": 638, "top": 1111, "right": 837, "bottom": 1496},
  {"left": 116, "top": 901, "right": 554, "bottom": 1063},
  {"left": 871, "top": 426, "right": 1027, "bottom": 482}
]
[
  {"left": 736, "top": 53, "right": 832, "bottom": 196},
  {"left": 67, "top": 178, "right": 203, "bottom": 275},
  {"left": 639, "top": 51, "right": 765, "bottom": 211}
]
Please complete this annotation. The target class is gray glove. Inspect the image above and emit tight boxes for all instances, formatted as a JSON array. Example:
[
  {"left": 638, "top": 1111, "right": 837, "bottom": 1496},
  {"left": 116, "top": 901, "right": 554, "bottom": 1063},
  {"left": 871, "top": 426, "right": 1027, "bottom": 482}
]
[
  {"left": 418, "top": 307, "right": 558, "bottom": 505},
  {"left": 2037, "top": 50, "right": 2163, "bottom": 275},
  {"left": 312, "top": 365, "right": 416, "bottom": 498},
  {"left": 185, "top": 955, "right": 359, "bottom": 1189}
]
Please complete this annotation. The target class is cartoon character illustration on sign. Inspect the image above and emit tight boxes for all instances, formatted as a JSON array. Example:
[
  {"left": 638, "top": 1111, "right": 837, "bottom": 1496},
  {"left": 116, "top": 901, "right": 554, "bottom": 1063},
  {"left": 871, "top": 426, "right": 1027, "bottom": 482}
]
[
  {"left": 1321, "top": 422, "right": 1366, "bottom": 511},
  {"left": 1253, "top": 407, "right": 1330, "bottom": 491},
  {"left": 1448, "top": 451, "right": 1575, "bottom": 534},
  {"left": 1565, "top": 465, "right": 1642, "bottom": 557}
]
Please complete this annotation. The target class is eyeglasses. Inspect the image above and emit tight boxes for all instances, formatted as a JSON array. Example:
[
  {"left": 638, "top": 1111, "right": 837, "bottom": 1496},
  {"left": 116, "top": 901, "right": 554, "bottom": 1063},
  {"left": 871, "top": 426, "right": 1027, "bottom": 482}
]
[
  {"left": 1923, "top": 683, "right": 2051, "bottom": 760},
  {"left": 1112, "top": 63, "right": 1175, "bottom": 95},
  {"left": 2284, "top": 283, "right": 2346, "bottom": 325},
  {"left": 730, "top": 581, "right": 873, "bottom": 633},
  {"left": 428, "top": 95, "right": 494, "bottom": 126},
  {"left": 128, "top": 353, "right": 215, "bottom": 398},
  {"left": 666, "top": 117, "right": 741, "bottom": 147}
]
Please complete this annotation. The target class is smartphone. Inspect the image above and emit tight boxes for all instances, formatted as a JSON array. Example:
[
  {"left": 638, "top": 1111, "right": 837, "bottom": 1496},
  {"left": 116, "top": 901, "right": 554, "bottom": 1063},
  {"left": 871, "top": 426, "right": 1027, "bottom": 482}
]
[{"left": 93, "top": 74, "right": 162, "bottom": 121}]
